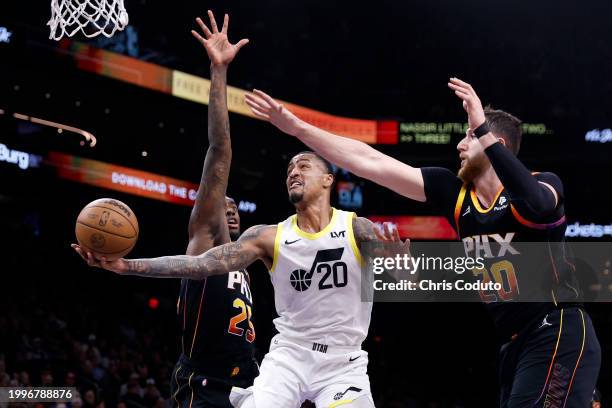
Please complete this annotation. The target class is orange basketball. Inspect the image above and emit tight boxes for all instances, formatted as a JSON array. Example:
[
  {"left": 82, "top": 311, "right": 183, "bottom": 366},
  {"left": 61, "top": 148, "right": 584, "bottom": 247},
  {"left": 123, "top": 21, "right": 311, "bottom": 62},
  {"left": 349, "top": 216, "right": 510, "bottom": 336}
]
[{"left": 75, "top": 198, "right": 139, "bottom": 261}]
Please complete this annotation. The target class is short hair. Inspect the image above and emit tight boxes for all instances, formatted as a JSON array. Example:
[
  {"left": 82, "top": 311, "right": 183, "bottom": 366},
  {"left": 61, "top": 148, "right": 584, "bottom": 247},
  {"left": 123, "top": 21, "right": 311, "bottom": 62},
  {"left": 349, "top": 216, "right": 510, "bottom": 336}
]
[
  {"left": 485, "top": 107, "right": 522, "bottom": 155},
  {"left": 292, "top": 151, "right": 335, "bottom": 175}
]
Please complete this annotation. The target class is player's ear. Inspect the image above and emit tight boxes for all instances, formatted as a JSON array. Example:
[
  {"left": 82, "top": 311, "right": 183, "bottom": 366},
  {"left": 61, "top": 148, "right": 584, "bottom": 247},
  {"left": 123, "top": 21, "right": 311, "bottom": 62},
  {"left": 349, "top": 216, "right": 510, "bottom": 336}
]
[
  {"left": 498, "top": 137, "right": 507, "bottom": 148},
  {"left": 322, "top": 174, "right": 334, "bottom": 188}
]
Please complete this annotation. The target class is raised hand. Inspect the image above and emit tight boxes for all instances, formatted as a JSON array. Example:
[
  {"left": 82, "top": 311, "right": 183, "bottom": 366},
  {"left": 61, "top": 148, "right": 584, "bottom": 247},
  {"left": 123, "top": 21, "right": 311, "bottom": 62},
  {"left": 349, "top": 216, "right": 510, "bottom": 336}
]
[
  {"left": 448, "top": 77, "right": 487, "bottom": 131},
  {"left": 191, "top": 11, "right": 249, "bottom": 67},
  {"left": 373, "top": 222, "right": 411, "bottom": 253},
  {"left": 373, "top": 222, "right": 414, "bottom": 279},
  {"left": 244, "top": 89, "right": 304, "bottom": 136},
  {"left": 71, "top": 244, "right": 129, "bottom": 275}
]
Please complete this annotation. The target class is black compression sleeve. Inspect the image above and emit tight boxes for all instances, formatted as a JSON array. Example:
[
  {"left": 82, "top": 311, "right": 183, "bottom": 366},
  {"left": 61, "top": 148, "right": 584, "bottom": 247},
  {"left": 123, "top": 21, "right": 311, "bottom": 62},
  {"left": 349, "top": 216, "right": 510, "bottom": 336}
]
[{"left": 484, "top": 142, "right": 558, "bottom": 215}]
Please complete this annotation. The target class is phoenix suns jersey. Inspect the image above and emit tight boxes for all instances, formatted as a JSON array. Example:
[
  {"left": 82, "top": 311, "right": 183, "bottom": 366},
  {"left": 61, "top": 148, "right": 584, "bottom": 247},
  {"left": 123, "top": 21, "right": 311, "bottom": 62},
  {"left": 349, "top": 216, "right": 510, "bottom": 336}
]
[
  {"left": 422, "top": 167, "right": 581, "bottom": 339},
  {"left": 177, "top": 268, "right": 256, "bottom": 380},
  {"left": 269, "top": 208, "right": 371, "bottom": 347}
]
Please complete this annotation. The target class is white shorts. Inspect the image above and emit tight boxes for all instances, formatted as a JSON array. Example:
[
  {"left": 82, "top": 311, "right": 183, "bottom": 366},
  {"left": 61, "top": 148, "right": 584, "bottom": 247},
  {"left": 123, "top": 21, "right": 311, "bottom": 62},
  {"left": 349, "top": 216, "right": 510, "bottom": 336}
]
[{"left": 230, "top": 334, "right": 373, "bottom": 408}]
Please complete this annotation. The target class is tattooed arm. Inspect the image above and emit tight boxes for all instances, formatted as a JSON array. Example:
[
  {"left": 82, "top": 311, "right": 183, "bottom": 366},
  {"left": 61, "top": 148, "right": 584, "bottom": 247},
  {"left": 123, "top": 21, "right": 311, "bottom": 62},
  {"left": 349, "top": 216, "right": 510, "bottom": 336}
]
[
  {"left": 73, "top": 225, "right": 276, "bottom": 279},
  {"left": 352, "top": 216, "right": 380, "bottom": 247},
  {"left": 352, "top": 216, "right": 414, "bottom": 280},
  {"left": 187, "top": 11, "right": 250, "bottom": 254}
]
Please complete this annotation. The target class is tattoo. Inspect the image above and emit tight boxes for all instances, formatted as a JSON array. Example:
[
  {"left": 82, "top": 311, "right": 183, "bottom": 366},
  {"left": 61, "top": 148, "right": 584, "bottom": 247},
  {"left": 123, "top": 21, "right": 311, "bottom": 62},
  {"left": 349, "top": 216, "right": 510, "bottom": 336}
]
[
  {"left": 352, "top": 217, "right": 378, "bottom": 246},
  {"left": 125, "top": 225, "right": 272, "bottom": 280},
  {"left": 239, "top": 224, "right": 267, "bottom": 241},
  {"left": 188, "top": 66, "right": 232, "bottom": 239}
]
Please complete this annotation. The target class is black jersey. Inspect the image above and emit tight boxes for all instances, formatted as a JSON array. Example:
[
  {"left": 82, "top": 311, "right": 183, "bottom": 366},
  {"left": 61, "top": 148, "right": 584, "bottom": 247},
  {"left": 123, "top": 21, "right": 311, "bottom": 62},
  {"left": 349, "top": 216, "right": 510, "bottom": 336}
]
[
  {"left": 422, "top": 167, "right": 581, "bottom": 339},
  {"left": 177, "top": 269, "right": 256, "bottom": 380}
]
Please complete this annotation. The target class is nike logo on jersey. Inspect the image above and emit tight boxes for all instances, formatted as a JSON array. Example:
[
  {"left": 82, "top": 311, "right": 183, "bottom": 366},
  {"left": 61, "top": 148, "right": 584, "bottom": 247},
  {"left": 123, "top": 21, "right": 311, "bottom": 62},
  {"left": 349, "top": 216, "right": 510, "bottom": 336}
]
[
  {"left": 349, "top": 355, "right": 361, "bottom": 362},
  {"left": 333, "top": 386, "right": 363, "bottom": 401},
  {"left": 285, "top": 239, "right": 301, "bottom": 245},
  {"left": 462, "top": 206, "right": 471, "bottom": 217}
]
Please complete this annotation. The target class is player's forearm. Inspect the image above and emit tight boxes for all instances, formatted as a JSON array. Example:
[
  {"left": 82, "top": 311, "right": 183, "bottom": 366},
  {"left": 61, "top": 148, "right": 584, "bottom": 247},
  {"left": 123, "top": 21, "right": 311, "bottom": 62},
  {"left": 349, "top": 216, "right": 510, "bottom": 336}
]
[
  {"left": 484, "top": 141, "right": 556, "bottom": 214},
  {"left": 208, "top": 65, "right": 231, "bottom": 150},
  {"left": 294, "top": 122, "right": 381, "bottom": 177},
  {"left": 124, "top": 255, "right": 215, "bottom": 279}
]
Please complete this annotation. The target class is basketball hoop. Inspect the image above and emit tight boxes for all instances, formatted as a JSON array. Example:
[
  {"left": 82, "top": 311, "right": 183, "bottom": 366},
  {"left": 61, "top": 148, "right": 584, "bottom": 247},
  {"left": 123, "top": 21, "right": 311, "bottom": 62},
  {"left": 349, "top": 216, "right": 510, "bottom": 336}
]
[{"left": 48, "top": 0, "right": 129, "bottom": 40}]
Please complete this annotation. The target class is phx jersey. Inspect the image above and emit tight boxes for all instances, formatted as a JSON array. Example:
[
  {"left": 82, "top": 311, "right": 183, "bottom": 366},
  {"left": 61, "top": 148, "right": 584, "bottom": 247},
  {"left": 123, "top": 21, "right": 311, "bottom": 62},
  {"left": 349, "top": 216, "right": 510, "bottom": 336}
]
[
  {"left": 176, "top": 267, "right": 257, "bottom": 383},
  {"left": 422, "top": 167, "right": 581, "bottom": 340},
  {"left": 270, "top": 208, "right": 371, "bottom": 347}
]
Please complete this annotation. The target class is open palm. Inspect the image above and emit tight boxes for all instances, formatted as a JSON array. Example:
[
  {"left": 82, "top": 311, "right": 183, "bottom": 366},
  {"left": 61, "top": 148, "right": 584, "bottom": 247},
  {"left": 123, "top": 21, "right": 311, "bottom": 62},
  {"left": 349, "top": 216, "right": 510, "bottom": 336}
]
[{"left": 191, "top": 11, "right": 249, "bottom": 66}]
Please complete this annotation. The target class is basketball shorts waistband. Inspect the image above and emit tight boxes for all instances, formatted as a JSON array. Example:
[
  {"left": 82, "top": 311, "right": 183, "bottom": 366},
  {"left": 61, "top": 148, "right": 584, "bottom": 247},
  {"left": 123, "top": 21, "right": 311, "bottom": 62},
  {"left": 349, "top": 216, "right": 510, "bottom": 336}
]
[{"left": 272, "top": 334, "right": 362, "bottom": 355}]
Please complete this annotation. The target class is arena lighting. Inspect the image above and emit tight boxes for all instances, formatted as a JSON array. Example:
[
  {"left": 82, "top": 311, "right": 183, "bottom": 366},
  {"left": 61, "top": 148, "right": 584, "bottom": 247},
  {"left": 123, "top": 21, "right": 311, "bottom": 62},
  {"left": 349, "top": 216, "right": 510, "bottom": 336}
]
[
  {"left": 0, "top": 26, "right": 12, "bottom": 43},
  {"left": 585, "top": 129, "right": 612, "bottom": 143},
  {"left": 12, "top": 112, "right": 97, "bottom": 147},
  {"left": 565, "top": 222, "right": 612, "bottom": 238},
  {"left": 148, "top": 298, "right": 159, "bottom": 310}
]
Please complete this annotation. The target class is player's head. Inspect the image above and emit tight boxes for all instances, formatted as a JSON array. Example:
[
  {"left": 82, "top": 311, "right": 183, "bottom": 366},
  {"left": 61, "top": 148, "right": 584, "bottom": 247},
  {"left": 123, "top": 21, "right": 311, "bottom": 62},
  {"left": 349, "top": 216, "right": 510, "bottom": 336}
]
[
  {"left": 456, "top": 107, "right": 522, "bottom": 182},
  {"left": 286, "top": 151, "right": 335, "bottom": 206},
  {"left": 225, "top": 196, "right": 241, "bottom": 240}
]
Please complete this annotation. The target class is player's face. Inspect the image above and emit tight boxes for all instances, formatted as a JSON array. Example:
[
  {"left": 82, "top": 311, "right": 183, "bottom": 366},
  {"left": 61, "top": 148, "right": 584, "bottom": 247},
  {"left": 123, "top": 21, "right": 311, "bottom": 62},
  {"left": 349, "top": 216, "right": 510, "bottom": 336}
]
[
  {"left": 225, "top": 198, "right": 241, "bottom": 240},
  {"left": 456, "top": 131, "right": 489, "bottom": 182},
  {"left": 286, "top": 154, "right": 332, "bottom": 204}
]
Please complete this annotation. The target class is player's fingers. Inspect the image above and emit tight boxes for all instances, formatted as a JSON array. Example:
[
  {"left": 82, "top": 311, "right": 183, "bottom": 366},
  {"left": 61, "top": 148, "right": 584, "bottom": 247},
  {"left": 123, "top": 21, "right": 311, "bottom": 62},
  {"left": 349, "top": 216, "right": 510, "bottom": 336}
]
[
  {"left": 253, "top": 89, "right": 280, "bottom": 109},
  {"left": 86, "top": 252, "right": 99, "bottom": 266},
  {"left": 221, "top": 13, "right": 229, "bottom": 34},
  {"left": 383, "top": 222, "right": 394, "bottom": 240},
  {"left": 454, "top": 90, "right": 471, "bottom": 101},
  {"left": 195, "top": 17, "right": 212, "bottom": 38},
  {"left": 245, "top": 92, "right": 272, "bottom": 110},
  {"left": 235, "top": 38, "right": 249, "bottom": 51},
  {"left": 373, "top": 224, "right": 386, "bottom": 241},
  {"left": 72, "top": 244, "right": 87, "bottom": 260},
  {"left": 449, "top": 77, "right": 471, "bottom": 89},
  {"left": 392, "top": 227, "right": 401, "bottom": 242},
  {"left": 245, "top": 96, "right": 269, "bottom": 112},
  {"left": 447, "top": 82, "right": 469, "bottom": 94},
  {"left": 208, "top": 10, "right": 219, "bottom": 33},
  {"left": 191, "top": 30, "right": 207, "bottom": 46},
  {"left": 249, "top": 107, "right": 271, "bottom": 120}
]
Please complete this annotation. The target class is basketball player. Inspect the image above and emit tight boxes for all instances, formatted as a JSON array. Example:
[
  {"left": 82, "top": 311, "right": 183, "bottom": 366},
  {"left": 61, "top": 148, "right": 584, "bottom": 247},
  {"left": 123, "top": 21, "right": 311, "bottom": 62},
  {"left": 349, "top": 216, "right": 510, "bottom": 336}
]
[
  {"left": 75, "top": 11, "right": 255, "bottom": 408},
  {"left": 242, "top": 80, "right": 601, "bottom": 407},
  {"left": 74, "top": 149, "right": 408, "bottom": 407}
]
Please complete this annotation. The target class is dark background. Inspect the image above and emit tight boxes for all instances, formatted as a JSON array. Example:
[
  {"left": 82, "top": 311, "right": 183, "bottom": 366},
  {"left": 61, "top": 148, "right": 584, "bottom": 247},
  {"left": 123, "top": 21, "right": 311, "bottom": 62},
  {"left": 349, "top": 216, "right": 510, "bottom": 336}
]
[{"left": 0, "top": 0, "right": 610, "bottom": 406}]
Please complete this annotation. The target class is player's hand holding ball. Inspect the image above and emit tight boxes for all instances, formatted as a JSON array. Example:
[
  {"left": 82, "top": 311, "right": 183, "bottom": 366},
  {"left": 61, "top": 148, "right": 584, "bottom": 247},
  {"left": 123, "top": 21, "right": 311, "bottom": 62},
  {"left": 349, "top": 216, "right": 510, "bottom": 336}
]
[{"left": 72, "top": 198, "right": 139, "bottom": 274}]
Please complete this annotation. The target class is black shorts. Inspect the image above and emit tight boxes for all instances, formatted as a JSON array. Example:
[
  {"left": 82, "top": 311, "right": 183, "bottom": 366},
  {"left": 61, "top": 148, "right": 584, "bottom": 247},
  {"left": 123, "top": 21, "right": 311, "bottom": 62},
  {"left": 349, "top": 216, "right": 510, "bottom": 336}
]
[
  {"left": 170, "top": 355, "right": 259, "bottom": 408},
  {"left": 499, "top": 307, "right": 601, "bottom": 408}
]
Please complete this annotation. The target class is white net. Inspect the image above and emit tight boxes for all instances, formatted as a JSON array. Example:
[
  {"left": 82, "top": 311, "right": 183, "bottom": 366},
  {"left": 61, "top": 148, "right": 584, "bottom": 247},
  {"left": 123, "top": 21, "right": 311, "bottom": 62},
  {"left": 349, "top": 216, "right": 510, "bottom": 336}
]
[{"left": 48, "top": 0, "right": 129, "bottom": 40}]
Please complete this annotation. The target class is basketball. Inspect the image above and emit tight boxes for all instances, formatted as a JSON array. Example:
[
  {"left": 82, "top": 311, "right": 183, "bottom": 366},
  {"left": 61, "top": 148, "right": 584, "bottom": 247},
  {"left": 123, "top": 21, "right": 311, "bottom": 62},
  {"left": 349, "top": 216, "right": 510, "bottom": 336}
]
[{"left": 75, "top": 198, "right": 139, "bottom": 261}]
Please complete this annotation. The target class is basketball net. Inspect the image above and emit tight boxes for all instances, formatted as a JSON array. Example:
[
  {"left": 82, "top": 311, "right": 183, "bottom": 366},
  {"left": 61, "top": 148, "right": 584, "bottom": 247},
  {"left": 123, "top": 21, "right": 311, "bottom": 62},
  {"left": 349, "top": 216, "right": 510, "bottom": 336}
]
[{"left": 48, "top": 0, "right": 129, "bottom": 40}]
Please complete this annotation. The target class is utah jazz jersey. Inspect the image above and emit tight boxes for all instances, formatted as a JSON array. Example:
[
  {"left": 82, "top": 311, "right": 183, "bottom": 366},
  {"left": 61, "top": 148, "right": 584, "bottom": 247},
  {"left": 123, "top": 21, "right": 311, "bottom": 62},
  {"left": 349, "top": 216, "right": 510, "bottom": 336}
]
[
  {"left": 269, "top": 208, "right": 371, "bottom": 347},
  {"left": 177, "top": 269, "right": 256, "bottom": 380},
  {"left": 452, "top": 177, "right": 581, "bottom": 339}
]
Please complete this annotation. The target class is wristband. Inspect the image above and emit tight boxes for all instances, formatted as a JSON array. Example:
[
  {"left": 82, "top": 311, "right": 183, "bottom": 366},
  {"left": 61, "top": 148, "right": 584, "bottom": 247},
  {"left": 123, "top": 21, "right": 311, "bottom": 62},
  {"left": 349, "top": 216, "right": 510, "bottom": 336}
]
[{"left": 473, "top": 121, "right": 491, "bottom": 138}]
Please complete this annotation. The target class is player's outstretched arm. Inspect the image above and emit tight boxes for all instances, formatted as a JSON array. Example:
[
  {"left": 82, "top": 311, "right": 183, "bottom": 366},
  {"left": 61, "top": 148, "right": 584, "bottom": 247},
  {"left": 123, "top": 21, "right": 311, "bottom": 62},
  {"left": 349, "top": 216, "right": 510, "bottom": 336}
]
[
  {"left": 245, "top": 90, "right": 427, "bottom": 202},
  {"left": 187, "top": 11, "right": 250, "bottom": 254},
  {"left": 448, "top": 78, "right": 560, "bottom": 215},
  {"left": 71, "top": 225, "right": 276, "bottom": 279}
]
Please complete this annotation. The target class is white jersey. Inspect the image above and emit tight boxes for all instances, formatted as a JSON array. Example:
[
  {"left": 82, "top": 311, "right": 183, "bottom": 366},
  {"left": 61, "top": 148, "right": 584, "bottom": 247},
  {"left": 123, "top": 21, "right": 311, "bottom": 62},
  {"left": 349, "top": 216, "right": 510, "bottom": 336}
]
[{"left": 269, "top": 208, "right": 372, "bottom": 348}]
